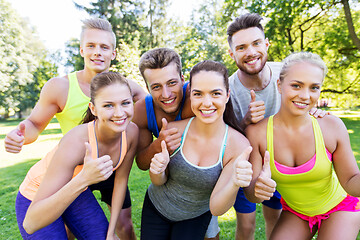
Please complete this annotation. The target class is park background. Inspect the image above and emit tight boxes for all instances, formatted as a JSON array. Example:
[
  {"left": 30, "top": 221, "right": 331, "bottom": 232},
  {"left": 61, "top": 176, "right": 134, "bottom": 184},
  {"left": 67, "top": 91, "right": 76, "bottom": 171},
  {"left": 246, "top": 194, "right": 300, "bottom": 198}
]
[{"left": 1, "top": 0, "right": 360, "bottom": 239}]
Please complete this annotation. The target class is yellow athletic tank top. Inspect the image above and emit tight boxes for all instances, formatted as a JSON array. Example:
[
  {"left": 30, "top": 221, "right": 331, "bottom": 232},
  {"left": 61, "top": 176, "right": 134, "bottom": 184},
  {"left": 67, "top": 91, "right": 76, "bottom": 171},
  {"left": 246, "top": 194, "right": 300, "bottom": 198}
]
[
  {"left": 55, "top": 72, "right": 90, "bottom": 135},
  {"left": 267, "top": 115, "right": 347, "bottom": 216},
  {"left": 19, "top": 121, "right": 127, "bottom": 201}
]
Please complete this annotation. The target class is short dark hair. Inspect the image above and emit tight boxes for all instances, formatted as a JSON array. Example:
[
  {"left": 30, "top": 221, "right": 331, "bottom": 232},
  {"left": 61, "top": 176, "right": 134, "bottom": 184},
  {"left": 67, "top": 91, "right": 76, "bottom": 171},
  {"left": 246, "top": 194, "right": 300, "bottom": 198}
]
[
  {"left": 227, "top": 13, "right": 264, "bottom": 47},
  {"left": 139, "top": 48, "right": 182, "bottom": 83}
]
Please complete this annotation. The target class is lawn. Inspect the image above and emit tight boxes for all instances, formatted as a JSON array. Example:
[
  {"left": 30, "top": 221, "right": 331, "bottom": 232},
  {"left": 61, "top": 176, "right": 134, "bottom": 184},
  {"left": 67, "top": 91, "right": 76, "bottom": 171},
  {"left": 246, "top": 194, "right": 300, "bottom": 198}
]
[{"left": 1, "top": 113, "right": 360, "bottom": 239}]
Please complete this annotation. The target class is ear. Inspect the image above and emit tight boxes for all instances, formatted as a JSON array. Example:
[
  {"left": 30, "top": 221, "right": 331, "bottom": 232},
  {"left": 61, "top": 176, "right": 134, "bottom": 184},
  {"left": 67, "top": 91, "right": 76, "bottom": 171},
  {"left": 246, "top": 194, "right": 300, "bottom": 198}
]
[
  {"left": 226, "top": 89, "right": 230, "bottom": 104},
  {"left": 111, "top": 49, "right": 116, "bottom": 60},
  {"left": 80, "top": 46, "right": 84, "bottom": 57},
  {"left": 265, "top": 38, "right": 270, "bottom": 51},
  {"left": 89, "top": 102, "right": 97, "bottom": 117},
  {"left": 228, "top": 48, "right": 235, "bottom": 61},
  {"left": 180, "top": 74, "right": 185, "bottom": 84},
  {"left": 277, "top": 78, "right": 282, "bottom": 94}
]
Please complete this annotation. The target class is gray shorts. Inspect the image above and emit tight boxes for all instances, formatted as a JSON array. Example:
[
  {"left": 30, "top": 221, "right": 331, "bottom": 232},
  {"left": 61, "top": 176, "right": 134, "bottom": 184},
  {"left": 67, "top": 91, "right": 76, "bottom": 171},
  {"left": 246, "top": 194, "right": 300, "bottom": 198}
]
[{"left": 205, "top": 215, "right": 220, "bottom": 238}]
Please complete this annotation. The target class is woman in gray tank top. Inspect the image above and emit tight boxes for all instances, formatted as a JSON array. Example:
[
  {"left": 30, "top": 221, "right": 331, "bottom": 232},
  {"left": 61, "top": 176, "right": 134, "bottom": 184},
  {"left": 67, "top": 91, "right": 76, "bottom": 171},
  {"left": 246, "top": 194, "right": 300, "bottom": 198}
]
[{"left": 140, "top": 60, "right": 253, "bottom": 240}]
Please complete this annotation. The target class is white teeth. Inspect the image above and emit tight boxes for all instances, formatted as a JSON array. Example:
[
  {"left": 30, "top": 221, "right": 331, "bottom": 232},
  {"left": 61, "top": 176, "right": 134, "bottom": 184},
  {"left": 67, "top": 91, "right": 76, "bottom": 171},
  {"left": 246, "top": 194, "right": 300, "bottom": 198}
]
[
  {"left": 294, "top": 102, "right": 307, "bottom": 106},
  {"left": 163, "top": 99, "right": 174, "bottom": 104},
  {"left": 247, "top": 59, "right": 257, "bottom": 64},
  {"left": 114, "top": 119, "right": 125, "bottom": 124},
  {"left": 201, "top": 110, "right": 215, "bottom": 114}
]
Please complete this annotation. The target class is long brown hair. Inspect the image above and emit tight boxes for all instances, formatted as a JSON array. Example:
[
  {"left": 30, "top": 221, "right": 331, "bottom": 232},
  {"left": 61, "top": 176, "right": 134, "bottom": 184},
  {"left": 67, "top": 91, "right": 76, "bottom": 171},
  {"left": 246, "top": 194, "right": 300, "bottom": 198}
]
[
  {"left": 189, "top": 60, "right": 244, "bottom": 135},
  {"left": 81, "top": 72, "right": 132, "bottom": 124}
]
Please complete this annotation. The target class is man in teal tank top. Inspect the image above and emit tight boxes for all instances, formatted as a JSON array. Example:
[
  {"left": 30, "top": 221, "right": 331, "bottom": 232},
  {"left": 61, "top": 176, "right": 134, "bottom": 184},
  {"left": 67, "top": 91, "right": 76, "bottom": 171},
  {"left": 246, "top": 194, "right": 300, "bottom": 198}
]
[{"left": 5, "top": 18, "right": 146, "bottom": 240}]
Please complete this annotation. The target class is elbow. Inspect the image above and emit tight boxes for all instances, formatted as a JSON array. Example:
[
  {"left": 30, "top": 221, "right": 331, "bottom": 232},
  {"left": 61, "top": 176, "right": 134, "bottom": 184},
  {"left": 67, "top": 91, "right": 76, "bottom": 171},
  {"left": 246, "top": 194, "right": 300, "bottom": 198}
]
[
  {"left": 23, "top": 217, "right": 37, "bottom": 235},
  {"left": 209, "top": 201, "right": 227, "bottom": 216},
  {"left": 135, "top": 157, "right": 150, "bottom": 171}
]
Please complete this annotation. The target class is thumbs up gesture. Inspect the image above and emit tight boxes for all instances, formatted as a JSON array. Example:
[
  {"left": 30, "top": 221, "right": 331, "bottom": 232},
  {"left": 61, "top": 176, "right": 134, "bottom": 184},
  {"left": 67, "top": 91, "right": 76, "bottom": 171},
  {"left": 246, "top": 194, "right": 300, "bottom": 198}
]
[
  {"left": 157, "top": 118, "right": 181, "bottom": 154},
  {"left": 254, "top": 151, "right": 276, "bottom": 200},
  {"left": 81, "top": 142, "right": 113, "bottom": 185},
  {"left": 150, "top": 140, "right": 170, "bottom": 175},
  {"left": 4, "top": 122, "right": 26, "bottom": 153},
  {"left": 233, "top": 146, "right": 253, "bottom": 188},
  {"left": 243, "top": 90, "right": 266, "bottom": 126}
]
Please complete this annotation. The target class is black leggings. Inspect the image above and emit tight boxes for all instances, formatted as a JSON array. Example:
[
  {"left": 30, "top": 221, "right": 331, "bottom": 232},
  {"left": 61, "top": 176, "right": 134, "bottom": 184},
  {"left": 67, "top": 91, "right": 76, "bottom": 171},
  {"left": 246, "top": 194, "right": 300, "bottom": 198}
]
[{"left": 140, "top": 191, "right": 212, "bottom": 240}]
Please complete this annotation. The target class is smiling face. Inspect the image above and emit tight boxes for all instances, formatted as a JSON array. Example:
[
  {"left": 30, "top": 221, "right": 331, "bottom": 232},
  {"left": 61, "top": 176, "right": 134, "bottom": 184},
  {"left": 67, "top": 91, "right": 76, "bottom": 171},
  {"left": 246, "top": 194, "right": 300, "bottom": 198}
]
[
  {"left": 144, "top": 62, "right": 185, "bottom": 115},
  {"left": 190, "top": 70, "right": 229, "bottom": 124},
  {"left": 229, "top": 27, "right": 269, "bottom": 75},
  {"left": 90, "top": 83, "right": 133, "bottom": 133},
  {"left": 80, "top": 29, "right": 116, "bottom": 73},
  {"left": 278, "top": 62, "right": 323, "bottom": 116}
]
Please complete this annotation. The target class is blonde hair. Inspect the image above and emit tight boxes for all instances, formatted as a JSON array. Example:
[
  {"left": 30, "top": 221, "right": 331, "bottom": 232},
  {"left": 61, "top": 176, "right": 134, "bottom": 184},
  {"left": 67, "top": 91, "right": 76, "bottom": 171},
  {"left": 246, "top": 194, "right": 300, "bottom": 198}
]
[
  {"left": 80, "top": 18, "right": 116, "bottom": 50},
  {"left": 279, "top": 52, "right": 327, "bottom": 82}
]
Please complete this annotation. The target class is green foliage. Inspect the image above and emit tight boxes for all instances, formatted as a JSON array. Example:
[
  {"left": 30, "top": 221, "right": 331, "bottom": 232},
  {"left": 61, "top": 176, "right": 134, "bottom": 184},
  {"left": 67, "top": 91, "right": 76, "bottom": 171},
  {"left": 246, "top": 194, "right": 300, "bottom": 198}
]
[{"left": 0, "top": 0, "right": 59, "bottom": 118}]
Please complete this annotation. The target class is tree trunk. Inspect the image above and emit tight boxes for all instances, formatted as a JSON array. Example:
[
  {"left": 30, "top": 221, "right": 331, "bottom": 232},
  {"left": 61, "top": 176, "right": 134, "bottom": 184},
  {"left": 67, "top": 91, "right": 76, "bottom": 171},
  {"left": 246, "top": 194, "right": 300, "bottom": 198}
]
[{"left": 341, "top": 0, "right": 360, "bottom": 50}]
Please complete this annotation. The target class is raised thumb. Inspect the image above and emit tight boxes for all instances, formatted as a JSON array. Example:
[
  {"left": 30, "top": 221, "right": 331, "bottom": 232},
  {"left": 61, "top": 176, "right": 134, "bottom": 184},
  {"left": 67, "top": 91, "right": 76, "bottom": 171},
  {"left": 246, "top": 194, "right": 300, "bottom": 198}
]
[
  {"left": 235, "top": 146, "right": 253, "bottom": 167},
  {"left": 262, "top": 150, "right": 271, "bottom": 178},
  {"left": 161, "top": 140, "right": 168, "bottom": 155},
  {"left": 18, "top": 122, "right": 26, "bottom": 136},
  {"left": 160, "top": 118, "right": 168, "bottom": 132},
  {"left": 250, "top": 90, "right": 256, "bottom": 103}
]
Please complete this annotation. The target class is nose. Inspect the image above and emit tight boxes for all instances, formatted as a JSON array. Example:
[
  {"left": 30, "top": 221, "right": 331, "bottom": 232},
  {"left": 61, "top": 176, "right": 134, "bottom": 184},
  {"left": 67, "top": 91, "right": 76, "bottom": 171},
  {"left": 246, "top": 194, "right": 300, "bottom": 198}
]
[
  {"left": 162, "top": 85, "right": 171, "bottom": 99},
  {"left": 93, "top": 45, "right": 102, "bottom": 56},
  {"left": 246, "top": 45, "right": 256, "bottom": 56},
  {"left": 299, "top": 89, "right": 310, "bottom": 100},
  {"left": 202, "top": 94, "right": 212, "bottom": 107},
  {"left": 114, "top": 105, "right": 124, "bottom": 117}
]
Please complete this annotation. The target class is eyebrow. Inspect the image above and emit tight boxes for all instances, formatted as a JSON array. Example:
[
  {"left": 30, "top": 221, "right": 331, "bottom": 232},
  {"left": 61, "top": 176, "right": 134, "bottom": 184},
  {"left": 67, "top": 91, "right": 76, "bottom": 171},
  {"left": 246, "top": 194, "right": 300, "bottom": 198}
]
[
  {"left": 291, "top": 80, "right": 321, "bottom": 85},
  {"left": 191, "top": 88, "right": 224, "bottom": 93},
  {"left": 234, "top": 38, "right": 263, "bottom": 48}
]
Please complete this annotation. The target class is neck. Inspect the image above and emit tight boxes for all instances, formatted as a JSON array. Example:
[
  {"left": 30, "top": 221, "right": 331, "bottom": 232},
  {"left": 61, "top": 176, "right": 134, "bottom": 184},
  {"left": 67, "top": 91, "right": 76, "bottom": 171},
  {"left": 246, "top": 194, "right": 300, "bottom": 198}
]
[
  {"left": 275, "top": 108, "right": 312, "bottom": 129},
  {"left": 94, "top": 121, "right": 122, "bottom": 145},
  {"left": 79, "top": 68, "right": 108, "bottom": 84},
  {"left": 237, "top": 64, "right": 271, "bottom": 91},
  {"left": 191, "top": 117, "right": 226, "bottom": 138}
]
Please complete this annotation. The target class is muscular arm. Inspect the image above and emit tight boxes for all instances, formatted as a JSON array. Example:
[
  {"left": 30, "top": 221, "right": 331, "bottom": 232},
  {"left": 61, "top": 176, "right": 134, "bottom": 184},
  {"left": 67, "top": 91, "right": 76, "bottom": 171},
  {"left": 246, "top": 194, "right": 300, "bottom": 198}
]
[
  {"left": 132, "top": 100, "right": 159, "bottom": 170},
  {"left": 210, "top": 130, "right": 252, "bottom": 216},
  {"left": 5, "top": 77, "right": 66, "bottom": 153},
  {"left": 325, "top": 116, "right": 360, "bottom": 197},
  {"left": 127, "top": 78, "right": 147, "bottom": 103}
]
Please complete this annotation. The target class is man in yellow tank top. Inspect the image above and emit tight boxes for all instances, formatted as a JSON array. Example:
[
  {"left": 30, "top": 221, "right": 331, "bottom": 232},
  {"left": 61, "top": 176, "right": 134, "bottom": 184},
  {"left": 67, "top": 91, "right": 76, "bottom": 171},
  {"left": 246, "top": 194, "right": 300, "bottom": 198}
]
[{"left": 5, "top": 18, "right": 146, "bottom": 240}]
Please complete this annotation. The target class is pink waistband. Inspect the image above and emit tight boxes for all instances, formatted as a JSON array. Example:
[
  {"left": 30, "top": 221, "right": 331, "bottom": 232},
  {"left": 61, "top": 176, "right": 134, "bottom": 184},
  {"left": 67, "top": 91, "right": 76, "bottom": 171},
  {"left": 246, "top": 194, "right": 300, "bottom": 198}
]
[{"left": 281, "top": 195, "right": 360, "bottom": 232}]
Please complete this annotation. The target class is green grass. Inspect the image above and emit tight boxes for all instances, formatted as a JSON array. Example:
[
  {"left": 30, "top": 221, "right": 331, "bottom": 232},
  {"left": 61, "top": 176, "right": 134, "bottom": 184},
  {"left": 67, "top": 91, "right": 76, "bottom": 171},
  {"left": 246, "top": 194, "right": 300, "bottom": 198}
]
[{"left": 1, "top": 114, "right": 360, "bottom": 239}]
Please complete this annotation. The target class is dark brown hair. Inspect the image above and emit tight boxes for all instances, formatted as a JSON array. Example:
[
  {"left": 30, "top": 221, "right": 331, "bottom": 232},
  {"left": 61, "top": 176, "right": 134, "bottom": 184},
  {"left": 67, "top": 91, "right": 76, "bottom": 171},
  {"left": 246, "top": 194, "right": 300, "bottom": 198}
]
[
  {"left": 227, "top": 13, "right": 264, "bottom": 48},
  {"left": 139, "top": 48, "right": 182, "bottom": 84},
  {"left": 189, "top": 60, "right": 244, "bottom": 134},
  {"left": 81, "top": 72, "right": 131, "bottom": 123}
]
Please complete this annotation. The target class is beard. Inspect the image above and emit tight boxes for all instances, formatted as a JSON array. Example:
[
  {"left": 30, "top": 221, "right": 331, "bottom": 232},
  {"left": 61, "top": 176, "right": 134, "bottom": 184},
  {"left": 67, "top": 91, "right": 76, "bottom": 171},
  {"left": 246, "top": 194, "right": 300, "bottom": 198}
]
[{"left": 236, "top": 54, "right": 268, "bottom": 75}]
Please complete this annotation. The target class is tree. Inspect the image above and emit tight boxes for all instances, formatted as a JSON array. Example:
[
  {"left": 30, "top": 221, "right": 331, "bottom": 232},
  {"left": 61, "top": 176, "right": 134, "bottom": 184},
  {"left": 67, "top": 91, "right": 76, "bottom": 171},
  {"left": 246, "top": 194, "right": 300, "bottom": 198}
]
[
  {"left": 341, "top": 0, "right": 360, "bottom": 50},
  {"left": 0, "top": 0, "right": 58, "bottom": 118},
  {"left": 220, "top": 0, "right": 360, "bottom": 107}
]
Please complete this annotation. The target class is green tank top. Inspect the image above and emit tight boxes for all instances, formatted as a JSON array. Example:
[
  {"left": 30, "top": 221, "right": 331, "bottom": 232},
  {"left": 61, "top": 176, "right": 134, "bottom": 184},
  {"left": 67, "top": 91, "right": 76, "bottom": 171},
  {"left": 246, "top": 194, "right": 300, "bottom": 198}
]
[
  {"left": 55, "top": 72, "right": 90, "bottom": 134},
  {"left": 267, "top": 115, "right": 347, "bottom": 216}
]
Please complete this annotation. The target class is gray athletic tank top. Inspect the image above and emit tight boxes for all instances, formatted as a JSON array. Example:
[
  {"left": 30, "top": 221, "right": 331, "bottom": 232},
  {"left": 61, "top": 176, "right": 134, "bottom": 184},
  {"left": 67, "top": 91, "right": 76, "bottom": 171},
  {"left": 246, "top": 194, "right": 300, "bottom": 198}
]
[{"left": 148, "top": 117, "right": 228, "bottom": 221}]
